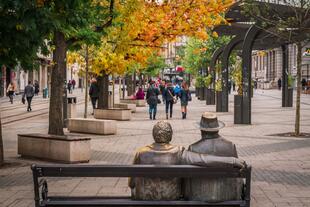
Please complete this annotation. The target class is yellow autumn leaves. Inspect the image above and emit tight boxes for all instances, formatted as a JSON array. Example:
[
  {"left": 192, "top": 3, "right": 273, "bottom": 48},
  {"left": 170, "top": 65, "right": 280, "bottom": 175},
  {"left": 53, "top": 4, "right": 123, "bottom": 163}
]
[{"left": 68, "top": 0, "right": 233, "bottom": 76}]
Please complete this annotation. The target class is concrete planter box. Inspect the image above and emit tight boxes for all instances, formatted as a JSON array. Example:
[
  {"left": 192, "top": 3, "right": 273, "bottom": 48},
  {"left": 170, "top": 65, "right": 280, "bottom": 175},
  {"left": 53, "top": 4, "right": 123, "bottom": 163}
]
[
  {"left": 114, "top": 103, "right": 136, "bottom": 113},
  {"left": 120, "top": 99, "right": 146, "bottom": 107},
  {"left": 18, "top": 133, "right": 91, "bottom": 163},
  {"left": 94, "top": 108, "right": 131, "bottom": 121},
  {"left": 68, "top": 118, "right": 117, "bottom": 135}
]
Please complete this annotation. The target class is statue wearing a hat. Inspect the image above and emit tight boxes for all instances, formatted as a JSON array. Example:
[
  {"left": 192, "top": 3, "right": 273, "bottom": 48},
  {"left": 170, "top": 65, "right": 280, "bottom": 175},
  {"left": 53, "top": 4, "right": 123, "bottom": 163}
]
[
  {"left": 129, "top": 121, "right": 246, "bottom": 200},
  {"left": 184, "top": 112, "right": 243, "bottom": 202}
]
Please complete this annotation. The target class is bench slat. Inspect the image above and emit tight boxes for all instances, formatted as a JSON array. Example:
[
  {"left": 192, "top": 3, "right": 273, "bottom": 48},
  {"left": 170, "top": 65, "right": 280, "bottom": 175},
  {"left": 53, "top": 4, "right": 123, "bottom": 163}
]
[
  {"left": 33, "top": 165, "right": 248, "bottom": 178},
  {"left": 44, "top": 197, "right": 245, "bottom": 206},
  {"left": 32, "top": 165, "right": 251, "bottom": 207}
]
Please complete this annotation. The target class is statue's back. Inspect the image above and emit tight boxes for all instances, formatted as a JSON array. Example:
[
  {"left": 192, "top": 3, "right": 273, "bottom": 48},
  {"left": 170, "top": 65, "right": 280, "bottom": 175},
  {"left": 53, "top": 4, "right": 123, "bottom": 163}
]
[
  {"left": 131, "top": 144, "right": 183, "bottom": 200},
  {"left": 184, "top": 137, "right": 243, "bottom": 202}
]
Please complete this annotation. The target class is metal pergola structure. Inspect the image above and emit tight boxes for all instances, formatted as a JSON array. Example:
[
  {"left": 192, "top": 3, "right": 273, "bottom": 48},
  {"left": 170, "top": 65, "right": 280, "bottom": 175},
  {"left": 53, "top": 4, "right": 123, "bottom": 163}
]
[{"left": 207, "top": 1, "right": 309, "bottom": 124}]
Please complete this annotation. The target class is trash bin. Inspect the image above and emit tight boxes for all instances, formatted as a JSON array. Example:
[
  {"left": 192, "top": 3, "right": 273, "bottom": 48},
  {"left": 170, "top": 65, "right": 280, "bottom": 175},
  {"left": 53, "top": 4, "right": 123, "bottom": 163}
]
[
  {"left": 67, "top": 97, "right": 77, "bottom": 118},
  {"left": 43, "top": 88, "right": 48, "bottom": 98}
]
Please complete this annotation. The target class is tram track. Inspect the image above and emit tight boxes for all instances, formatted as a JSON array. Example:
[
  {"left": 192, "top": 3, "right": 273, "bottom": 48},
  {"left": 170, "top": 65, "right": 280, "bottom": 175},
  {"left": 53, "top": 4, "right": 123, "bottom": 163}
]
[{"left": 1, "top": 94, "right": 86, "bottom": 126}]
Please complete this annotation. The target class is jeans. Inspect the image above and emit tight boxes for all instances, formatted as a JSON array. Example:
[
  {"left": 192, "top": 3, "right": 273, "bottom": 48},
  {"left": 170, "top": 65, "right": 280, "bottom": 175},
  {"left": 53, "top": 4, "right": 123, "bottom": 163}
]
[
  {"left": 26, "top": 97, "right": 33, "bottom": 111},
  {"left": 8, "top": 91, "right": 14, "bottom": 103},
  {"left": 149, "top": 104, "right": 157, "bottom": 115},
  {"left": 91, "top": 97, "right": 98, "bottom": 109},
  {"left": 165, "top": 100, "right": 173, "bottom": 116}
]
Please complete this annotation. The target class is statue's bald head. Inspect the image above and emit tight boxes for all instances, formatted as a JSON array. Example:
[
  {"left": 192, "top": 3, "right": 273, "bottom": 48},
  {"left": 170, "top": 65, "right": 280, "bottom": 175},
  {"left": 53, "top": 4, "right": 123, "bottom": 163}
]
[{"left": 152, "top": 121, "right": 173, "bottom": 143}]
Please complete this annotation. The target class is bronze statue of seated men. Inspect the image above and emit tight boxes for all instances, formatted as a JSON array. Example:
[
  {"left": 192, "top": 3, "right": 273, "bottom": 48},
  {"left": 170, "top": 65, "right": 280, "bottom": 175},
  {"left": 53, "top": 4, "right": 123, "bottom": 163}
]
[
  {"left": 184, "top": 112, "right": 243, "bottom": 202},
  {"left": 129, "top": 121, "right": 246, "bottom": 201}
]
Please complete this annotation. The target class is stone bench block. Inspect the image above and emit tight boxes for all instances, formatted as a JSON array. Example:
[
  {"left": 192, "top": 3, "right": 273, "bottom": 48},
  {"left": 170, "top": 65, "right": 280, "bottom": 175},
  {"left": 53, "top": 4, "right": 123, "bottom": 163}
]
[
  {"left": 114, "top": 103, "right": 136, "bottom": 113},
  {"left": 68, "top": 118, "right": 117, "bottom": 135},
  {"left": 18, "top": 133, "right": 91, "bottom": 163},
  {"left": 120, "top": 99, "right": 146, "bottom": 107},
  {"left": 94, "top": 109, "right": 131, "bottom": 121}
]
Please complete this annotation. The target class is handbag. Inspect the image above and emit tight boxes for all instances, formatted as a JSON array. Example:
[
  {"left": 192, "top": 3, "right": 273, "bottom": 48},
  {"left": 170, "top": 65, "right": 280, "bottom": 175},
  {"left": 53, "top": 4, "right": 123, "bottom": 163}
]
[
  {"left": 168, "top": 89, "right": 177, "bottom": 104},
  {"left": 22, "top": 97, "right": 25, "bottom": 104},
  {"left": 188, "top": 91, "right": 192, "bottom": 101}
]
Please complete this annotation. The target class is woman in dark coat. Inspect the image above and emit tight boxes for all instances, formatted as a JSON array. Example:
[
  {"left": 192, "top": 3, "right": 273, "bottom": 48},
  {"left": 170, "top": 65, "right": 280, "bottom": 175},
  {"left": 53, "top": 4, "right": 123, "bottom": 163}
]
[
  {"left": 146, "top": 81, "right": 159, "bottom": 120},
  {"left": 89, "top": 78, "right": 99, "bottom": 115},
  {"left": 179, "top": 82, "right": 191, "bottom": 119},
  {"left": 163, "top": 81, "right": 175, "bottom": 119}
]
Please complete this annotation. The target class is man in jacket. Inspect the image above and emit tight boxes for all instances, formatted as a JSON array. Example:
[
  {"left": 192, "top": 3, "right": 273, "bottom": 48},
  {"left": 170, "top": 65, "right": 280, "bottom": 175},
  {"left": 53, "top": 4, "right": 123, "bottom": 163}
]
[
  {"left": 23, "top": 81, "right": 35, "bottom": 112},
  {"left": 89, "top": 78, "right": 99, "bottom": 115},
  {"left": 129, "top": 121, "right": 246, "bottom": 200},
  {"left": 163, "top": 81, "right": 175, "bottom": 119}
]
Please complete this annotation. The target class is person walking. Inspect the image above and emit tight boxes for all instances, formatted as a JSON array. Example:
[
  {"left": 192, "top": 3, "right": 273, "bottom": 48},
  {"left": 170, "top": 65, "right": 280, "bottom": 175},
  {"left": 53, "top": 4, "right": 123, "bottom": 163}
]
[
  {"left": 302, "top": 78, "right": 307, "bottom": 92},
  {"left": 23, "top": 81, "right": 35, "bottom": 112},
  {"left": 163, "top": 81, "right": 175, "bottom": 119},
  {"left": 72, "top": 79, "right": 76, "bottom": 90},
  {"left": 135, "top": 87, "right": 145, "bottom": 100},
  {"left": 67, "top": 80, "right": 72, "bottom": 94},
  {"left": 159, "top": 80, "right": 166, "bottom": 103},
  {"left": 179, "top": 82, "right": 191, "bottom": 119},
  {"left": 146, "top": 81, "right": 159, "bottom": 120},
  {"left": 34, "top": 80, "right": 40, "bottom": 96},
  {"left": 89, "top": 78, "right": 99, "bottom": 115},
  {"left": 277, "top": 78, "right": 281, "bottom": 90},
  {"left": 6, "top": 82, "right": 15, "bottom": 104}
]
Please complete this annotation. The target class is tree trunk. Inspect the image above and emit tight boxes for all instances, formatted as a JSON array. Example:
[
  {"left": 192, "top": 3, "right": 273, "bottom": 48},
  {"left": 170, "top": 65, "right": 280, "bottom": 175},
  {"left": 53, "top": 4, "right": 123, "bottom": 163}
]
[
  {"left": 84, "top": 46, "right": 89, "bottom": 118},
  {"left": 48, "top": 31, "right": 66, "bottom": 135},
  {"left": 295, "top": 42, "right": 302, "bottom": 136},
  {"left": 0, "top": 116, "right": 4, "bottom": 166},
  {"left": 97, "top": 73, "right": 109, "bottom": 109},
  {"left": 126, "top": 75, "right": 133, "bottom": 96}
]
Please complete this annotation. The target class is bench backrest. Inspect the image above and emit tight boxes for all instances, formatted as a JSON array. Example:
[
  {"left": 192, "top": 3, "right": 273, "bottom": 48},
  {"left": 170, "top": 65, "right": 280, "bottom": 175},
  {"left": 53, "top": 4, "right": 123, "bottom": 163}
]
[{"left": 31, "top": 164, "right": 251, "bottom": 206}]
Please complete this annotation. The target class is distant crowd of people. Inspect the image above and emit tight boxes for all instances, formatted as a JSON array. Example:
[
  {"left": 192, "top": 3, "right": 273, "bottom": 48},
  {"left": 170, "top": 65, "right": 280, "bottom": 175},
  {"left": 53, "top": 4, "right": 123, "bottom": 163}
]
[
  {"left": 144, "top": 79, "right": 192, "bottom": 120},
  {"left": 87, "top": 77, "right": 192, "bottom": 119}
]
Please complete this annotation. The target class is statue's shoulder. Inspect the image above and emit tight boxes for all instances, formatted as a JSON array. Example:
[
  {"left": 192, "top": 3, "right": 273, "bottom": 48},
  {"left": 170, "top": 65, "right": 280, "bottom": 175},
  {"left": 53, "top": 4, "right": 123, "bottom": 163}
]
[
  {"left": 218, "top": 137, "right": 235, "bottom": 146},
  {"left": 136, "top": 145, "right": 152, "bottom": 154}
]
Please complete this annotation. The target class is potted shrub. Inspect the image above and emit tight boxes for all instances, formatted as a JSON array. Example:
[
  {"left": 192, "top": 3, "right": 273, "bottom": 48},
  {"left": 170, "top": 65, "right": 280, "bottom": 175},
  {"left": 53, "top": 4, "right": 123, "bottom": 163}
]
[
  {"left": 231, "top": 58, "right": 243, "bottom": 123},
  {"left": 215, "top": 79, "right": 223, "bottom": 112},
  {"left": 195, "top": 76, "right": 204, "bottom": 100},
  {"left": 205, "top": 74, "right": 215, "bottom": 105}
]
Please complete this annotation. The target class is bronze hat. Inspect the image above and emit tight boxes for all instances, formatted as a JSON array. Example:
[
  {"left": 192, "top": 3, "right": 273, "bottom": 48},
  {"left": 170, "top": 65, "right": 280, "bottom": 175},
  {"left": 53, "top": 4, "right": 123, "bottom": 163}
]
[{"left": 199, "top": 112, "right": 225, "bottom": 132}]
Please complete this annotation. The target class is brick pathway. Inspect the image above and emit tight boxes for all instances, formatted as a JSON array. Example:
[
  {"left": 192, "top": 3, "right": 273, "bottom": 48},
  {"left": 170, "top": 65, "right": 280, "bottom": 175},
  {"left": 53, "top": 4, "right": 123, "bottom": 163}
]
[{"left": 0, "top": 89, "right": 310, "bottom": 207}]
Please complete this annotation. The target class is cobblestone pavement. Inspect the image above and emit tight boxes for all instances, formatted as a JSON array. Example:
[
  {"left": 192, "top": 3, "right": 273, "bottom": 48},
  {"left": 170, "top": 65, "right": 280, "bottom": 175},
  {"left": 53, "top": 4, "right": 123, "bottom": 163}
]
[{"left": 0, "top": 89, "right": 310, "bottom": 207}]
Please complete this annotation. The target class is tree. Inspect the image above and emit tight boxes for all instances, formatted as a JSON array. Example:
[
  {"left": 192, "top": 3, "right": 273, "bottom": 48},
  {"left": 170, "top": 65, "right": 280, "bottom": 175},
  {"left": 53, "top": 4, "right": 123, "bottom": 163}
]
[
  {"left": 0, "top": 0, "right": 51, "bottom": 166},
  {"left": 143, "top": 52, "right": 167, "bottom": 77},
  {"left": 243, "top": 0, "right": 310, "bottom": 135},
  {"left": 36, "top": 0, "right": 113, "bottom": 135},
  {"left": 182, "top": 35, "right": 231, "bottom": 75}
]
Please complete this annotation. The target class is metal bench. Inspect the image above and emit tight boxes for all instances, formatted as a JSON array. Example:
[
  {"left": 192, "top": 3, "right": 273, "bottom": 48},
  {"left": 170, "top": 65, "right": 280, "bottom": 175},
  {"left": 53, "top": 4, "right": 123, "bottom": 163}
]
[{"left": 31, "top": 164, "right": 251, "bottom": 207}]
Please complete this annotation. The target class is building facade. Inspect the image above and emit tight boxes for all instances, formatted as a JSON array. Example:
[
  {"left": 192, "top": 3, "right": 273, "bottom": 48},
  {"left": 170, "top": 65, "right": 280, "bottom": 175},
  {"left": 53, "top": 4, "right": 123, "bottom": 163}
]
[{"left": 252, "top": 43, "right": 310, "bottom": 89}]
